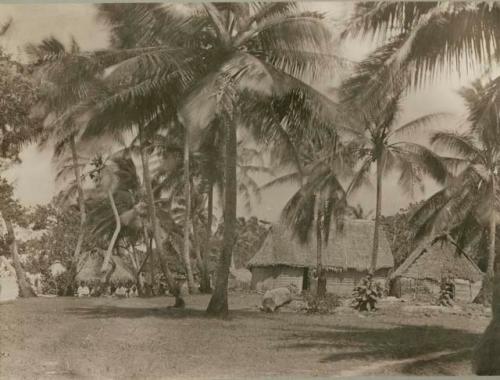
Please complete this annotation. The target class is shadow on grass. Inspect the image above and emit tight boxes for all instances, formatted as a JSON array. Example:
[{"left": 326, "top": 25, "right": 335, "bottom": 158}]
[
  {"left": 278, "top": 324, "right": 480, "bottom": 375},
  {"left": 64, "top": 304, "right": 275, "bottom": 321}
]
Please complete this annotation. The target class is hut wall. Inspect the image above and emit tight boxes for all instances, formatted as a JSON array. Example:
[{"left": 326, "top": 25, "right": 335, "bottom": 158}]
[
  {"left": 391, "top": 276, "right": 439, "bottom": 301},
  {"left": 470, "top": 280, "right": 482, "bottom": 301},
  {"left": 250, "top": 267, "right": 274, "bottom": 292},
  {"left": 326, "top": 270, "right": 359, "bottom": 296},
  {"left": 454, "top": 279, "right": 483, "bottom": 303},
  {"left": 325, "top": 269, "right": 389, "bottom": 296},
  {"left": 250, "top": 266, "right": 303, "bottom": 292},
  {"left": 273, "top": 267, "right": 303, "bottom": 290},
  {"left": 391, "top": 276, "right": 483, "bottom": 303}
]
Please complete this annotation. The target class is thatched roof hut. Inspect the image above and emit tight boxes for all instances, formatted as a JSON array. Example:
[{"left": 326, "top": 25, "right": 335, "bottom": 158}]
[
  {"left": 76, "top": 252, "right": 135, "bottom": 284},
  {"left": 248, "top": 220, "right": 394, "bottom": 272},
  {"left": 248, "top": 220, "right": 394, "bottom": 294},
  {"left": 390, "top": 238, "right": 483, "bottom": 302}
]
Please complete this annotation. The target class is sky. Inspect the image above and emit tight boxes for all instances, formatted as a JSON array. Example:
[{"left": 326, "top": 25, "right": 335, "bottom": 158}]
[{"left": 0, "top": 2, "right": 481, "bottom": 222}]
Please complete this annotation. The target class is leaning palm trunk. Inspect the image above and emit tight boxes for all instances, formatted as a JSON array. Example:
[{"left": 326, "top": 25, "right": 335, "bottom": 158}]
[
  {"left": 5, "top": 218, "right": 35, "bottom": 297},
  {"left": 183, "top": 132, "right": 196, "bottom": 293},
  {"left": 70, "top": 136, "right": 86, "bottom": 266},
  {"left": 473, "top": 177, "right": 500, "bottom": 375},
  {"left": 370, "top": 158, "right": 383, "bottom": 275},
  {"left": 101, "top": 190, "right": 121, "bottom": 273},
  {"left": 139, "top": 128, "right": 182, "bottom": 306},
  {"left": 207, "top": 117, "right": 237, "bottom": 317}
]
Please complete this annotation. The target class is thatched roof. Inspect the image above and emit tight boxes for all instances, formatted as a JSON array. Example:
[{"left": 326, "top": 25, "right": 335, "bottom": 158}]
[
  {"left": 247, "top": 220, "right": 394, "bottom": 272},
  {"left": 390, "top": 239, "right": 483, "bottom": 283},
  {"left": 76, "top": 252, "right": 135, "bottom": 283}
]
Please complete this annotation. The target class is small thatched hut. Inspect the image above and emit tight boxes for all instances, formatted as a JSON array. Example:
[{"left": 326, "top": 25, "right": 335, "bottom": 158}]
[
  {"left": 76, "top": 252, "right": 135, "bottom": 284},
  {"left": 247, "top": 220, "right": 394, "bottom": 295},
  {"left": 390, "top": 238, "right": 483, "bottom": 302}
]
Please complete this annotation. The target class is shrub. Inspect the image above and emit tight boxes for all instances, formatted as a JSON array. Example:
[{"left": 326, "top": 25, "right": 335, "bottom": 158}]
[
  {"left": 304, "top": 292, "right": 342, "bottom": 314},
  {"left": 351, "top": 275, "right": 383, "bottom": 311},
  {"left": 40, "top": 269, "right": 75, "bottom": 296}
]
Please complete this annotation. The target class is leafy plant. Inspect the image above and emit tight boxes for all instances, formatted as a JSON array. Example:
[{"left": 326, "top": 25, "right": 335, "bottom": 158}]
[
  {"left": 351, "top": 275, "right": 383, "bottom": 311},
  {"left": 437, "top": 278, "right": 455, "bottom": 307}
]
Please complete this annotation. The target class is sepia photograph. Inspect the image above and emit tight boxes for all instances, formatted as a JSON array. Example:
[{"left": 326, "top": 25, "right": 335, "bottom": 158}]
[{"left": 0, "top": 1, "right": 499, "bottom": 378}]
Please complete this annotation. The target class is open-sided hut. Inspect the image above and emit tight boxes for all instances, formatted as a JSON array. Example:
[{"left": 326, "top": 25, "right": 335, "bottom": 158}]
[
  {"left": 247, "top": 220, "right": 394, "bottom": 295},
  {"left": 76, "top": 252, "right": 135, "bottom": 285},
  {"left": 389, "top": 238, "right": 483, "bottom": 302}
]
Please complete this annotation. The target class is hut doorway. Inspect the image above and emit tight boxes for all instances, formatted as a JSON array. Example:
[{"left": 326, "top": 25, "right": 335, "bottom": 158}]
[{"left": 302, "top": 268, "right": 310, "bottom": 291}]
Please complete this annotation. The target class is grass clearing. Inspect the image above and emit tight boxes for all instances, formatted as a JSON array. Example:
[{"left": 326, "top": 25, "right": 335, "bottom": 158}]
[{"left": 0, "top": 294, "right": 488, "bottom": 379}]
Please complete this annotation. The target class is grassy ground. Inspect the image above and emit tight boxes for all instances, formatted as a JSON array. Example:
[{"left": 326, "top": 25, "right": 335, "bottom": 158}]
[{"left": 0, "top": 293, "right": 489, "bottom": 379}]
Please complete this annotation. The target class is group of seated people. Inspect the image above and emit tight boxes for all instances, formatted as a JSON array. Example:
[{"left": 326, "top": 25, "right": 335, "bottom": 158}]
[{"left": 76, "top": 281, "right": 139, "bottom": 298}]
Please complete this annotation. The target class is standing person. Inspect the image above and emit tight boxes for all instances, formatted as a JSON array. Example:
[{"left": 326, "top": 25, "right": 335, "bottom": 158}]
[{"left": 130, "top": 285, "right": 138, "bottom": 297}]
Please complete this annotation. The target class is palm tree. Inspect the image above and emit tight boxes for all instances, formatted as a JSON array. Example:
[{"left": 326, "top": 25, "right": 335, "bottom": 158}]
[
  {"left": 26, "top": 37, "right": 104, "bottom": 268},
  {"left": 259, "top": 115, "right": 354, "bottom": 296},
  {"left": 281, "top": 154, "right": 350, "bottom": 296},
  {"left": 341, "top": 4, "right": 500, "bottom": 374},
  {"left": 342, "top": 90, "right": 449, "bottom": 274},
  {"left": 429, "top": 76, "right": 500, "bottom": 376},
  {"left": 341, "top": 2, "right": 500, "bottom": 103},
  {"left": 411, "top": 77, "right": 500, "bottom": 294},
  {"left": 175, "top": 3, "right": 344, "bottom": 316}
]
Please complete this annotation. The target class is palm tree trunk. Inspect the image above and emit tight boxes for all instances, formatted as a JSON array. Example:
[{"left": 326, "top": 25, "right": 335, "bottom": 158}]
[
  {"left": 183, "top": 131, "right": 196, "bottom": 293},
  {"left": 200, "top": 183, "right": 213, "bottom": 293},
  {"left": 101, "top": 190, "right": 121, "bottom": 273},
  {"left": 5, "top": 218, "right": 35, "bottom": 297},
  {"left": 315, "top": 193, "right": 326, "bottom": 296},
  {"left": 472, "top": 177, "right": 500, "bottom": 375},
  {"left": 474, "top": 180, "right": 497, "bottom": 305},
  {"left": 70, "top": 136, "right": 86, "bottom": 265},
  {"left": 192, "top": 219, "right": 204, "bottom": 289},
  {"left": 487, "top": 201, "right": 496, "bottom": 279},
  {"left": 139, "top": 127, "right": 182, "bottom": 306},
  {"left": 370, "top": 158, "right": 383, "bottom": 275},
  {"left": 207, "top": 116, "right": 237, "bottom": 317}
]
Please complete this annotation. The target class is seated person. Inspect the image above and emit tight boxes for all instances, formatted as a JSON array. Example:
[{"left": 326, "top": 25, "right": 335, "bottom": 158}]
[
  {"left": 129, "top": 285, "right": 138, "bottom": 297},
  {"left": 114, "top": 283, "right": 127, "bottom": 298},
  {"left": 77, "top": 282, "right": 90, "bottom": 297},
  {"left": 103, "top": 285, "right": 112, "bottom": 297}
]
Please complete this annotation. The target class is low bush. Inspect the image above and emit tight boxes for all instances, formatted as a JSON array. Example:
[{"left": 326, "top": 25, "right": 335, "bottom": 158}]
[
  {"left": 40, "top": 268, "right": 75, "bottom": 296},
  {"left": 304, "top": 292, "right": 342, "bottom": 314}
]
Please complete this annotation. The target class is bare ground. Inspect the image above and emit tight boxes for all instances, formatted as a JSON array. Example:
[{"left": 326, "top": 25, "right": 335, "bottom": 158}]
[{"left": 0, "top": 294, "right": 489, "bottom": 379}]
